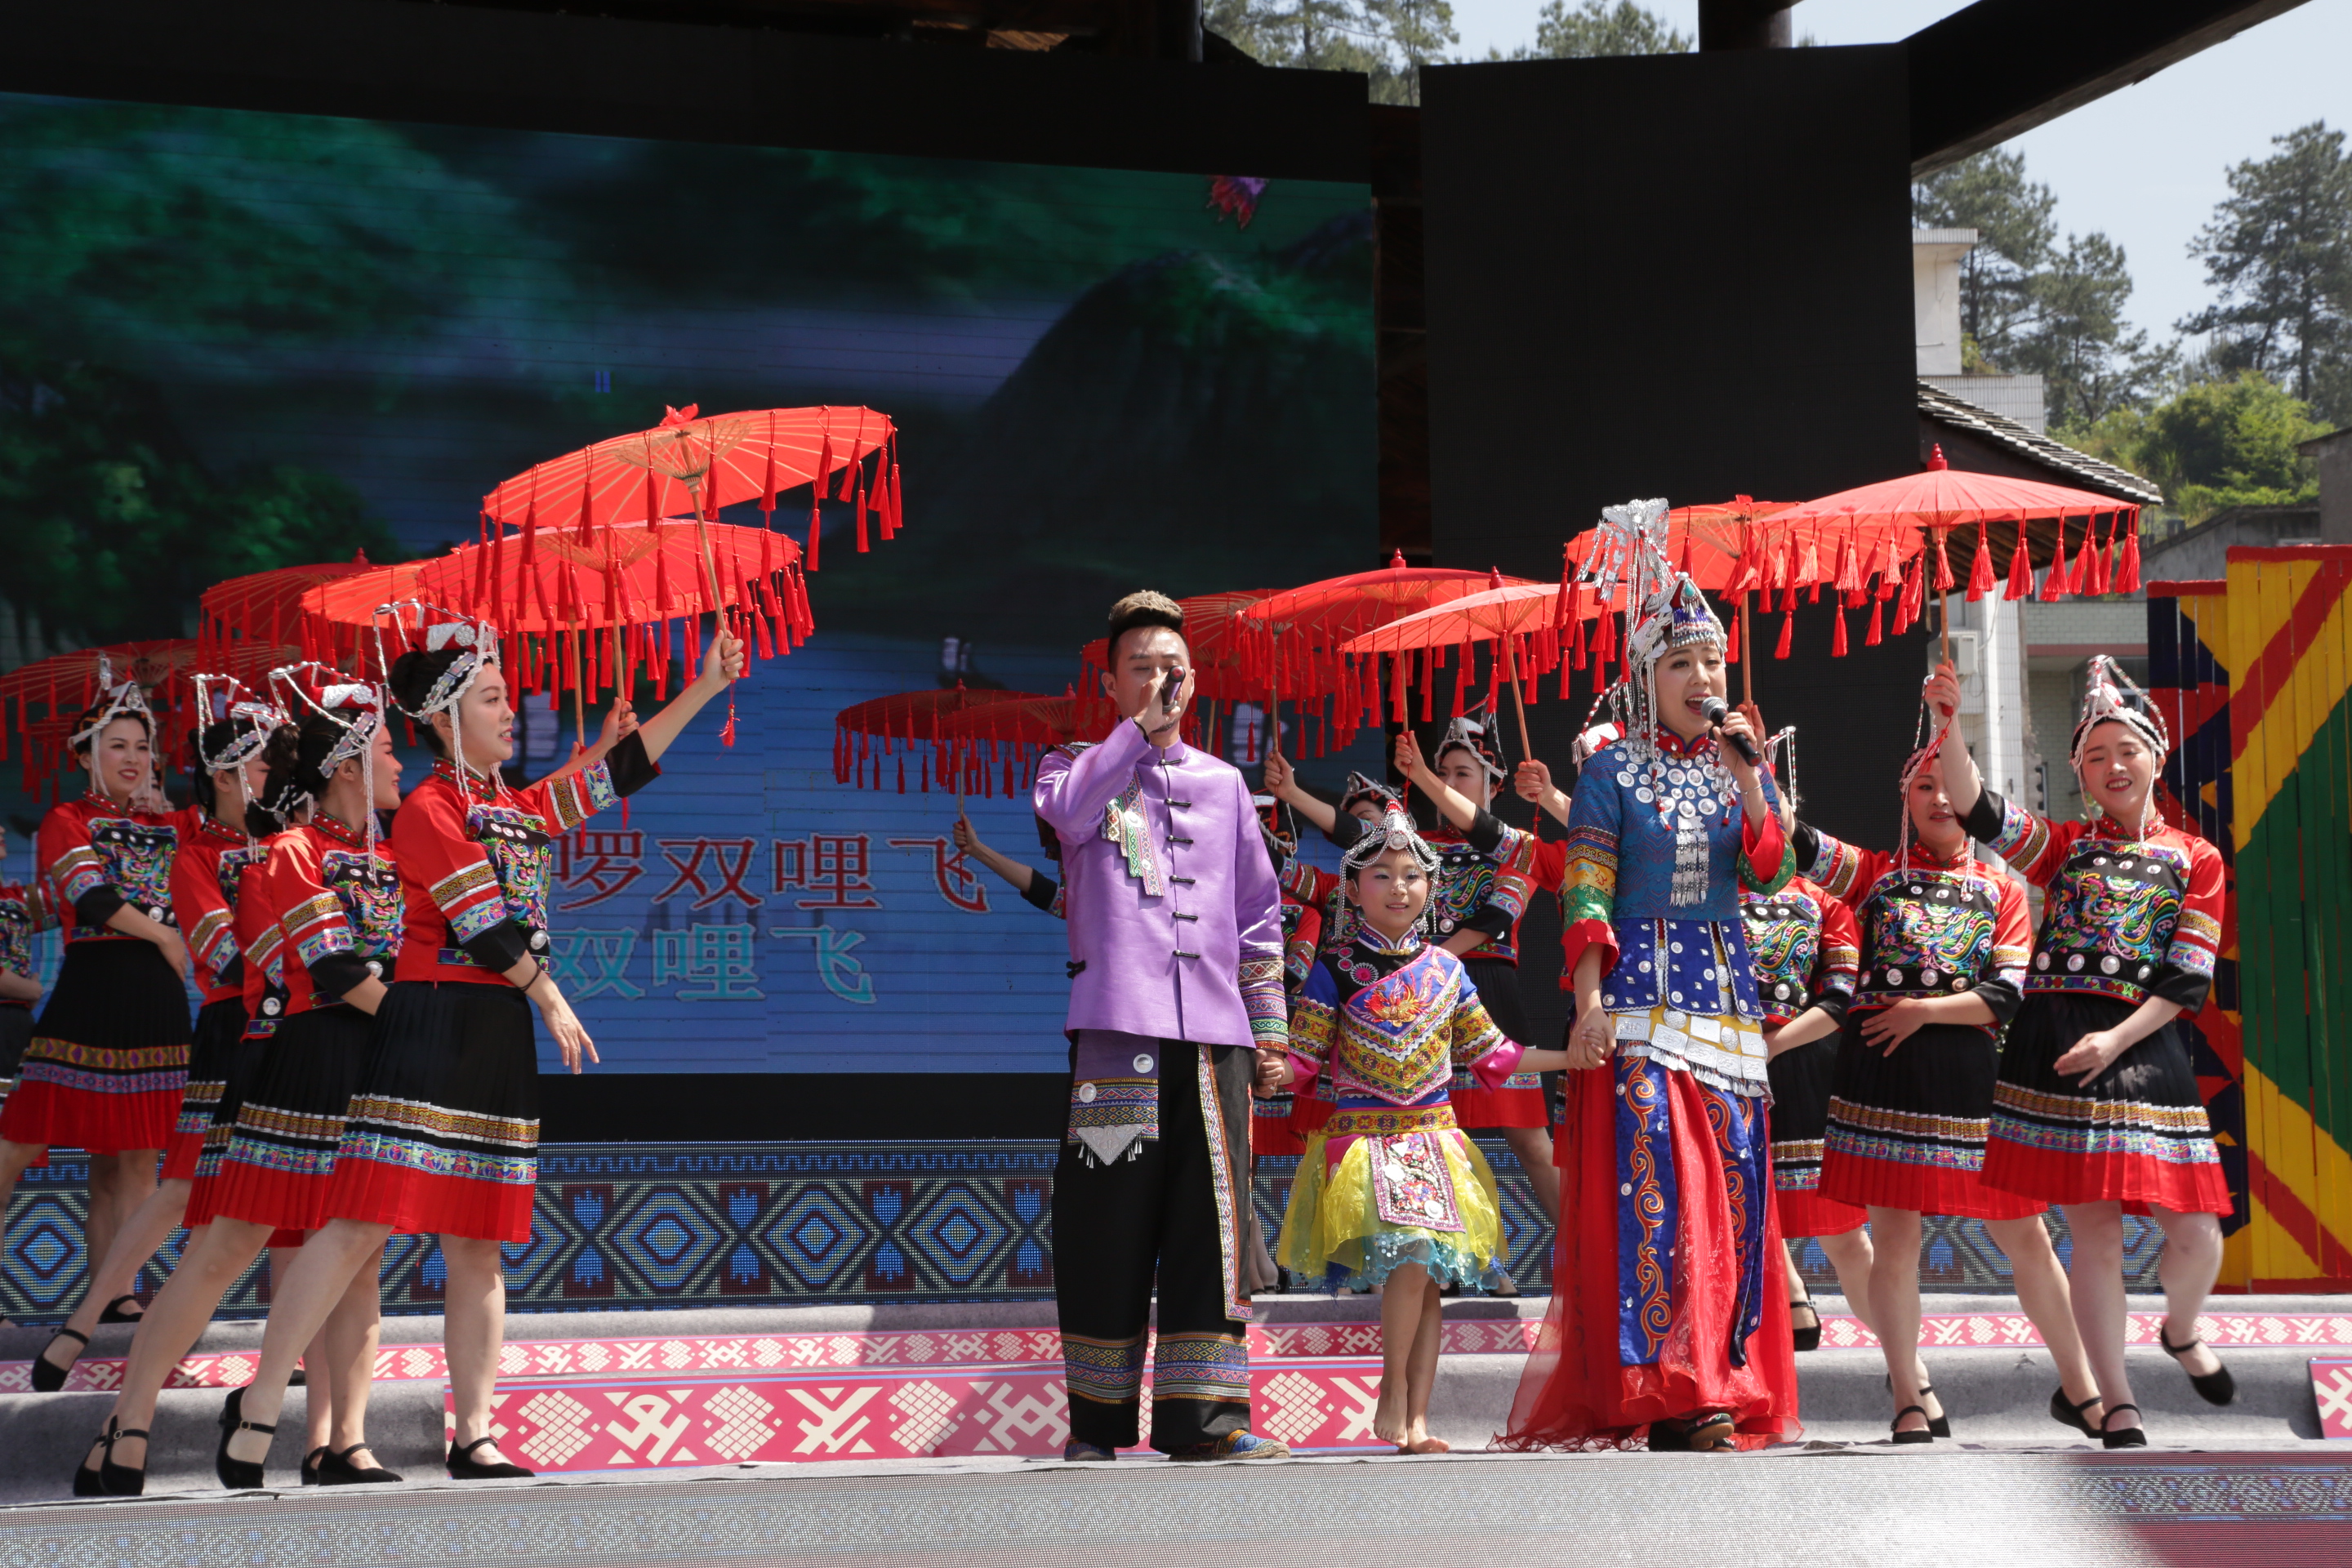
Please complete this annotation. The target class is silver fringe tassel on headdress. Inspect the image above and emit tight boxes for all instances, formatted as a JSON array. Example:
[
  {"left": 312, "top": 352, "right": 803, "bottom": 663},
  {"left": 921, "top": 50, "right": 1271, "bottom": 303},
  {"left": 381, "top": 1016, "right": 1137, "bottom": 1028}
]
[
  {"left": 191, "top": 674, "right": 290, "bottom": 844},
  {"left": 372, "top": 599, "right": 502, "bottom": 794},
  {"left": 1573, "top": 497, "right": 1733, "bottom": 906},
  {"left": 270, "top": 662, "right": 387, "bottom": 852},
  {"left": 2071, "top": 653, "right": 2170, "bottom": 835}
]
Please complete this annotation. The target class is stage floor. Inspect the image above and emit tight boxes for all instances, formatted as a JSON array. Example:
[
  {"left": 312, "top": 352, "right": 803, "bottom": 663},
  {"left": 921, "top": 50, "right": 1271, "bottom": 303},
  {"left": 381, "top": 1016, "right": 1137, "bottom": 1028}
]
[{"left": 5, "top": 1446, "right": 2348, "bottom": 1566}]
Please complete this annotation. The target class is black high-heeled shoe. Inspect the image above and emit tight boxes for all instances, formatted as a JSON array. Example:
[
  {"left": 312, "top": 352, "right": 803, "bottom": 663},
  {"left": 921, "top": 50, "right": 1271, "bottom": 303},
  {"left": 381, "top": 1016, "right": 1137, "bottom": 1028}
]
[
  {"left": 447, "top": 1437, "right": 533, "bottom": 1480},
  {"left": 2100, "top": 1403, "right": 2148, "bottom": 1449},
  {"left": 72, "top": 1419, "right": 116, "bottom": 1498},
  {"left": 2159, "top": 1325, "right": 2236, "bottom": 1405},
  {"left": 1890, "top": 1405, "right": 1935, "bottom": 1446},
  {"left": 301, "top": 1446, "right": 328, "bottom": 1486},
  {"left": 216, "top": 1386, "right": 277, "bottom": 1490},
  {"left": 32, "top": 1327, "right": 88, "bottom": 1393},
  {"left": 96, "top": 1294, "right": 145, "bottom": 1325},
  {"left": 101, "top": 1425, "right": 149, "bottom": 1495},
  {"left": 321, "top": 1443, "right": 405, "bottom": 1485},
  {"left": 1789, "top": 1298, "right": 1821, "bottom": 1352},
  {"left": 2051, "top": 1388, "right": 2103, "bottom": 1437}
]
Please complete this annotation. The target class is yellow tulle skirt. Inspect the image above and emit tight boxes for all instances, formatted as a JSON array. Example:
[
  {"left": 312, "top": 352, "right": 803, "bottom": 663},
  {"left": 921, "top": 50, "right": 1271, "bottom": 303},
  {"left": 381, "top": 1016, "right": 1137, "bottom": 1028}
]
[{"left": 1278, "top": 1127, "right": 1508, "bottom": 1293}]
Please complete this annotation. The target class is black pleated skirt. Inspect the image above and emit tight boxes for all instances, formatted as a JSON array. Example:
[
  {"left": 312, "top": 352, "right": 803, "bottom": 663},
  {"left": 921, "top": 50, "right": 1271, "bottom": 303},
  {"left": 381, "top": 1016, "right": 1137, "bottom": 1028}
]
[{"left": 1818, "top": 1015, "right": 2044, "bottom": 1220}]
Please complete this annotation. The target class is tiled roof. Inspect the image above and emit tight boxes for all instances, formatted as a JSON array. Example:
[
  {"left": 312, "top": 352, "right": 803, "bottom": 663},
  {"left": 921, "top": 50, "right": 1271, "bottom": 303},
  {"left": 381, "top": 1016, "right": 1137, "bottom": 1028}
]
[{"left": 1917, "top": 379, "right": 2163, "bottom": 508}]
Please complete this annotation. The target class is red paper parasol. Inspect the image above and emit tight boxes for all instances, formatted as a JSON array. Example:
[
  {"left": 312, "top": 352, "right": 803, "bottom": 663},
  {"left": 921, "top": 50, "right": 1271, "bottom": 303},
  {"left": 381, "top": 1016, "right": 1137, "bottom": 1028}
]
[
  {"left": 198, "top": 554, "right": 379, "bottom": 670},
  {"left": 833, "top": 684, "right": 1045, "bottom": 800},
  {"left": 1241, "top": 553, "right": 1539, "bottom": 753},
  {"left": 0, "top": 639, "right": 199, "bottom": 795},
  {"left": 1760, "top": 447, "right": 2145, "bottom": 661},
  {"left": 417, "top": 518, "right": 814, "bottom": 747},
  {"left": 1559, "top": 497, "right": 1809, "bottom": 693},
  {"left": 1342, "top": 572, "right": 1594, "bottom": 756},
  {"left": 292, "top": 560, "right": 430, "bottom": 678}
]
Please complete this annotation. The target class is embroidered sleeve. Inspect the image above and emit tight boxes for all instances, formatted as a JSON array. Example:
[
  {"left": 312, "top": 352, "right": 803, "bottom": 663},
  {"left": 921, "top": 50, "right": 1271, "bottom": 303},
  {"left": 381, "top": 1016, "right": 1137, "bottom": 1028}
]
[
  {"left": 1973, "top": 872, "right": 2031, "bottom": 1026},
  {"left": 2154, "top": 836, "right": 2225, "bottom": 1010},
  {"left": 247, "top": 908, "right": 287, "bottom": 989},
  {"left": 1285, "top": 959, "right": 1339, "bottom": 1088},
  {"left": 280, "top": 851, "right": 358, "bottom": 970},
  {"left": 1233, "top": 777, "right": 1288, "bottom": 1048},
  {"left": 1558, "top": 751, "right": 1623, "bottom": 986},
  {"left": 1791, "top": 821, "right": 1878, "bottom": 906},
  {"left": 42, "top": 804, "right": 121, "bottom": 927},
  {"left": 172, "top": 844, "right": 239, "bottom": 987},
  {"left": 1813, "top": 889, "right": 1860, "bottom": 1024},
  {"left": 1738, "top": 773, "right": 1793, "bottom": 894},
  {"left": 1450, "top": 964, "right": 1517, "bottom": 1084},
  {"left": 1964, "top": 786, "right": 2069, "bottom": 886},
  {"left": 1479, "top": 822, "right": 1536, "bottom": 929},
  {"left": 398, "top": 781, "right": 510, "bottom": 946}
]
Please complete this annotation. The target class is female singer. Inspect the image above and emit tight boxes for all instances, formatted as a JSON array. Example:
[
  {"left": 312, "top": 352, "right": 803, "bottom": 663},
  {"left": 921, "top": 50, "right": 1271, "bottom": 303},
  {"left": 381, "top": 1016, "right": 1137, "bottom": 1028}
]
[
  {"left": 1797, "top": 726, "right": 2103, "bottom": 1444},
  {"left": 34, "top": 696, "right": 285, "bottom": 1392},
  {"left": 72, "top": 676, "right": 403, "bottom": 1494},
  {"left": 1940, "top": 657, "right": 2234, "bottom": 1448},
  {"left": 1502, "top": 501, "right": 1797, "bottom": 1453},
  {"left": 211, "top": 606, "right": 740, "bottom": 1488},
  {"left": 0, "top": 674, "right": 194, "bottom": 1333}
]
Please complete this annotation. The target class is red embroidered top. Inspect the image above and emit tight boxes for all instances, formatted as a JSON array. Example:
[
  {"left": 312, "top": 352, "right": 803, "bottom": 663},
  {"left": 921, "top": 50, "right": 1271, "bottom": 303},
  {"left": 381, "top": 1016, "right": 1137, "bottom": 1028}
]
[
  {"left": 0, "top": 880, "right": 51, "bottom": 1006},
  {"left": 171, "top": 813, "right": 269, "bottom": 1006},
  {"left": 235, "top": 840, "right": 288, "bottom": 1036},
  {"left": 39, "top": 792, "right": 202, "bottom": 946},
  {"left": 1794, "top": 825, "right": 2030, "bottom": 1028},
  {"left": 390, "top": 737, "right": 655, "bottom": 986},
  {"left": 269, "top": 815, "right": 405, "bottom": 1016}
]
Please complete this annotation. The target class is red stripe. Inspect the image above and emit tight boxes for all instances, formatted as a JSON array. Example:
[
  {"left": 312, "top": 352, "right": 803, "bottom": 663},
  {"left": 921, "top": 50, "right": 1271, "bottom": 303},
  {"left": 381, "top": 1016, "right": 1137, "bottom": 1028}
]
[
  {"left": 2232, "top": 559, "right": 2352, "bottom": 760},
  {"left": 2245, "top": 1144, "right": 2352, "bottom": 1282}
]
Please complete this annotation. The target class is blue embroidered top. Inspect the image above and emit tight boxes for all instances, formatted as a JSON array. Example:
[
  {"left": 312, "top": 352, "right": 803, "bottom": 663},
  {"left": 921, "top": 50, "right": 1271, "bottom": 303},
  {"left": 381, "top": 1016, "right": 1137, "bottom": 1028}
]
[{"left": 1286, "top": 931, "right": 1516, "bottom": 1111}]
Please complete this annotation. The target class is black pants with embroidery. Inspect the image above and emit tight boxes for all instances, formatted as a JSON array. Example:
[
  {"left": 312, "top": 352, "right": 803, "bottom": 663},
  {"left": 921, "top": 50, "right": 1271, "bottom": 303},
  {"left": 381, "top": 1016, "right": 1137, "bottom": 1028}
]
[{"left": 1053, "top": 1040, "right": 1255, "bottom": 1452}]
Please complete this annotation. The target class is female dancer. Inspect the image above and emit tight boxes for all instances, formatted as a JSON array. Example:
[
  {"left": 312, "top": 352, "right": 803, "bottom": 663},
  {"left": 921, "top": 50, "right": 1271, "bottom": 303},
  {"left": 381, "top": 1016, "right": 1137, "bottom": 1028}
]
[
  {"left": 212, "top": 607, "right": 742, "bottom": 1487},
  {"left": 1269, "top": 803, "right": 1567, "bottom": 1450},
  {"left": 1503, "top": 501, "right": 1798, "bottom": 1454},
  {"left": 1391, "top": 721, "right": 1563, "bottom": 1229},
  {"left": 36, "top": 693, "right": 285, "bottom": 1391},
  {"left": 1941, "top": 657, "right": 2234, "bottom": 1448},
  {"left": 0, "top": 673, "right": 194, "bottom": 1330},
  {"left": 72, "top": 675, "right": 403, "bottom": 1494},
  {"left": 1797, "top": 724, "right": 2103, "bottom": 1443},
  {"left": 1738, "top": 750, "right": 1869, "bottom": 1352}
]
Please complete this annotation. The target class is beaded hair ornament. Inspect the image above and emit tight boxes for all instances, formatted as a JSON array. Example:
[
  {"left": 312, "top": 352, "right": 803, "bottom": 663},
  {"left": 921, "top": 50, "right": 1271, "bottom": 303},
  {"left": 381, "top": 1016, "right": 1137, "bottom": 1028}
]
[
  {"left": 1339, "top": 770, "right": 1398, "bottom": 817},
  {"left": 2070, "top": 654, "right": 2169, "bottom": 835},
  {"left": 372, "top": 599, "right": 502, "bottom": 791},
  {"left": 1437, "top": 710, "right": 1505, "bottom": 788},
  {"left": 191, "top": 675, "right": 290, "bottom": 840},
  {"left": 1339, "top": 800, "right": 1445, "bottom": 935},
  {"left": 67, "top": 655, "right": 154, "bottom": 753},
  {"left": 1575, "top": 497, "right": 1733, "bottom": 906},
  {"left": 269, "top": 661, "right": 387, "bottom": 851}
]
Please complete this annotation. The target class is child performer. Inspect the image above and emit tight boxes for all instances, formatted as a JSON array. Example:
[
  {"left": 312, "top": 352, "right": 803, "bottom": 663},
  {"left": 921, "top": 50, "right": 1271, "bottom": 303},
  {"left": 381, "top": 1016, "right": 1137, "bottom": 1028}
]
[
  {"left": 1797, "top": 724, "right": 2103, "bottom": 1444},
  {"left": 1260, "top": 763, "right": 1386, "bottom": 1153},
  {"left": 1501, "top": 499, "right": 1797, "bottom": 1454},
  {"left": 1391, "top": 719, "right": 1564, "bottom": 1228},
  {"left": 1735, "top": 730, "right": 1868, "bottom": 1353},
  {"left": 71, "top": 671, "right": 401, "bottom": 1494},
  {"left": 212, "top": 605, "right": 741, "bottom": 1488},
  {"left": 1936, "top": 657, "right": 2233, "bottom": 1449},
  {"left": 0, "top": 670, "right": 196, "bottom": 1334},
  {"left": 34, "top": 689, "right": 288, "bottom": 1392},
  {"left": 1267, "top": 802, "right": 1566, "bottom": 1451}
]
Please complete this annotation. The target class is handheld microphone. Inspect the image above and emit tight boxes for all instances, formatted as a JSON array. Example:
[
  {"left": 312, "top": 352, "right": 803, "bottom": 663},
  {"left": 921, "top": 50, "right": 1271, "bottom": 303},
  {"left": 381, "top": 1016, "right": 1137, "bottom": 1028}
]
[{"left": 1700, "top": 697, "right": 1761, "bottom": 765}]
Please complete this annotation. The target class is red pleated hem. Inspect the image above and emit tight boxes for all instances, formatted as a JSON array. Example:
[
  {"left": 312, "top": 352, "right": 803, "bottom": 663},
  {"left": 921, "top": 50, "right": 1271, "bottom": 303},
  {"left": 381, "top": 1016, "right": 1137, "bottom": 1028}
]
[
  {"left": 1980, "top": 1138, "right": 2234, "bottom": 1216},
  {"left": 1449, "top": 1085, "right": 1549, "bottom": 1130},
  {"left": 159, "top": 1128, "right": 207, "bottom": 1182},
  {"left": 1500, "top": 1066, "right": 1802, "bottom": 1452},
  {"left": 182, "top": 1173, "right": 220, "bottom": 1228},
  {"left": 0, "top": 1082, "right": 180, "bottom": 1155},
  {"left": 208, "top": 1160, "right": 340, "bottom": 1233},
  {"left": 325, "top": 1156, "right": 534, "bottom": 1244},
  {"left": 1773, "top": 1187, "right": 1867, "bottom": 1238},
  {"left": 1290, "top": 1098, "right": 1334, "bottom": 1134},
  {"left": 1817, "top": 1152, "right": 2045, "bottom": 1220}
]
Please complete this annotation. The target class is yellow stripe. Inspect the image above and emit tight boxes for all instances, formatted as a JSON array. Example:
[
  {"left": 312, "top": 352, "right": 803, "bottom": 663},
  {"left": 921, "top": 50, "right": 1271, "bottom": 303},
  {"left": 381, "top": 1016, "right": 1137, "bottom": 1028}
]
[
  {"left": 2228, "top": 557, "right": 2352, "bottom": 847},
  {"left": 2241, "top": 1059, "right": 2352, "bottom": 1281}
]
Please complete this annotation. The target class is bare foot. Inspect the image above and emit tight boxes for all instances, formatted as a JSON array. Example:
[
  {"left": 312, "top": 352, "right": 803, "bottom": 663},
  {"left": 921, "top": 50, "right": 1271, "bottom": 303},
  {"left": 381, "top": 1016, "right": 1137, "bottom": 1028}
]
[
  {"left": 1372, "top": 1384, "right": 1408, "bottom": 1447},
  {"left": 1397, "top": 1436, "right": 1451, "bottom": 1454}
]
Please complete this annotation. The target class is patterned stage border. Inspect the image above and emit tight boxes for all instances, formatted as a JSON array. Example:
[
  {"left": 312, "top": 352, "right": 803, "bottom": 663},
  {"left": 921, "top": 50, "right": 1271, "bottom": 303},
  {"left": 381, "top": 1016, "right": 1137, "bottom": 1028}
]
[
  {"left": 16, "top": 1309, "right": 2351, "bottom": 1396},
  {"left": 2, "top": 1140, "right": 2167, "bottom": 1322}
]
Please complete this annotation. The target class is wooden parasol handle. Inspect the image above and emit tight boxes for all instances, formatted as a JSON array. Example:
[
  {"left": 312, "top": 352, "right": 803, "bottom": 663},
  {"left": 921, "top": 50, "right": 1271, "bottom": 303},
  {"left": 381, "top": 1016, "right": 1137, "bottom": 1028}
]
[
  {"left": 567, "top": 620, "right": 586, "bottom": 754},
  {"left": 1504, "top": 633, "right": 1532, "bottom": 761}
]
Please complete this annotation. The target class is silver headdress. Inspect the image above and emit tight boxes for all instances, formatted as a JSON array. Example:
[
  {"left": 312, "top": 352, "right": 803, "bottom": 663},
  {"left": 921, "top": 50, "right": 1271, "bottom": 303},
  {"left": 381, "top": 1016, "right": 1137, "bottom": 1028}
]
[
  {"left": 372, "top": 599, "right": 502, "bottom": 791},
  {"left": 1574, "top": 497, "right": 1735, "bottom": 906},
  {"left": 1437, "top": 709, "right": 1505, "bottom": 787},
  {"left": 191, "top": 675, "right": 290, "bottom": 841},
  {"left": 1339, "top": 769, "right": 1397, "bottom": 816},
  {"left": 2070, "top": 654, "right": 2169, "bottom": 834},
  {"left": 1341, "top": 800, "right": 1445, "bottom": 935},
  {"left": 270, "top": 661, "right": 387, "bottom": 850},
  {"left": 68, "top": 655, "right": 154, "bottom": 752}
]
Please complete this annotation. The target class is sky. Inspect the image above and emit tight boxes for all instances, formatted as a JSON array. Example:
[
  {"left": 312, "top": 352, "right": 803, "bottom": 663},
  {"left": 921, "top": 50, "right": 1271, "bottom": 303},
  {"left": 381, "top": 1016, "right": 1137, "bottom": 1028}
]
[{"left": 1442, "top": 0, "right": 2352, "bottom": 353}]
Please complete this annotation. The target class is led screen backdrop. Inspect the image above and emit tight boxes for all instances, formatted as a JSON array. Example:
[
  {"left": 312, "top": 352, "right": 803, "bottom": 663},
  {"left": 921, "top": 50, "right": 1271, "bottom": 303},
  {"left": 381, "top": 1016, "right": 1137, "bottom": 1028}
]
[{"left": 0, "top": 91, "right": 1377, "bottom": 1076}]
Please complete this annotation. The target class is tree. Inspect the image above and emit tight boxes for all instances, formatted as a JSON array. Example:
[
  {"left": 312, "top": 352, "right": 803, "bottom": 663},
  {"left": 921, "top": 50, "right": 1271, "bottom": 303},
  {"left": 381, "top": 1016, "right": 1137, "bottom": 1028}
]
[
  {"left": 1205, "top": 0, "right": 1457, "bottom": 104},
  {"left": 1522, "top": 0, "right": 1690, "bottom": 57},
  {"left": 2066, "top": 372, "right": 2324, "bottom": 525},
  {"left": 1913, "top": 150, "right": 2057, "bottom": 367},
  {"left": 2016, "top": 232, "right": 2176, "bottom": 429},
  {"left": 2179, "top": 122, "right": 2352, "bottom": 424}
]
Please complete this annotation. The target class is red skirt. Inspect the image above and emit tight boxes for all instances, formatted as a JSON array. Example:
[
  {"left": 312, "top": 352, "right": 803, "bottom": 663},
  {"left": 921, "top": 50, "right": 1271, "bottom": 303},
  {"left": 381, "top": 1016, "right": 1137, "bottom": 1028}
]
[
  {"left": 1774, "top": 1186, "right": 1867, "bottom": 1239},
  {"left": 1449, "top": 1071, "right": 1551, "bottom": 1130},
  {"left": 1982, "top": 996, "right": 2232, "bottom": 1215},
  {"left": 1501, "top": 1061, "right": 1801, "bottom": 1451},
  {"left": 162, "top": 997, "right": 249, "bottom": 1181},
  {"left": 0, "top": 941, "right": 190, "bottom": 1155},
  {"left": 1817, "top": 1017, "right": 2046, "bottom": 1221},
  {"left": 208, "top": 1005, "right": 373, "bottom": 1233},
  {"left": 1250, "top": 1089, "right": 1304, "bottom": 1157}
]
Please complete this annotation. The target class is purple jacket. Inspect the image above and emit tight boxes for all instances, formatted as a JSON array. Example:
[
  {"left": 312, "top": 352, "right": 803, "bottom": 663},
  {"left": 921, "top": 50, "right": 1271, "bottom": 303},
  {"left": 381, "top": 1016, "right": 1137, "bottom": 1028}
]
[{"left": 1033, "top": 717, "right": 1287, "bottom": 1050}]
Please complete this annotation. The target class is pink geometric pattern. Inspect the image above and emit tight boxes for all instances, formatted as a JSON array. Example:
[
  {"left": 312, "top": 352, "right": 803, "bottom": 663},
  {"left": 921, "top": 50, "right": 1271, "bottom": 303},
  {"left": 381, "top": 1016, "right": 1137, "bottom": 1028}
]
[
  {"left": 2314, "top": 1359, "right": 2352, "bottom": 1441},
  {"left": 12, "top": 1309, "right": 2349, "bottom": 1395}
]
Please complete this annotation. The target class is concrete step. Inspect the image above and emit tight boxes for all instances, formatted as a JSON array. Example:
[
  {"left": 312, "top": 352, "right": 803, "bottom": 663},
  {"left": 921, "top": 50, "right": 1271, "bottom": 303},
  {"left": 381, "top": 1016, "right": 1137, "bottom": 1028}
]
[{"left": 2, "top": 1293, "right": 2338, "bottom": 1503}]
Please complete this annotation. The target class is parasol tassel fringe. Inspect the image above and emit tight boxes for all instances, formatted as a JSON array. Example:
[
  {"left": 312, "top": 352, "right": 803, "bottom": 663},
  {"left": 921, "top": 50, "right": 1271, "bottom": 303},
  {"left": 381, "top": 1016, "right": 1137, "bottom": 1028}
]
[
  {"left": 1933, "top": 531, "right": 1956, "bottom": 592},
  {"left": 2115, "top": 518, "right": 2142, "bottom": 595},
  {"left": 2040, "top": 514, "right": 2071, "bottom": 602},
  {"left": 1775, "top": 606, "right": 1794, "bottom": 659},
  {"left": 1832, "top": 605, "right": 1849, "bottom": 657},
  {"left": 1969, "top": 521, "right": 1996, "bottom": 601},
  {"left": 2006, "top": 528, "right": 2034, "bottom": 600},
  {"left": 1864, "top": 595, "right": 1883, "bottom": 647}
]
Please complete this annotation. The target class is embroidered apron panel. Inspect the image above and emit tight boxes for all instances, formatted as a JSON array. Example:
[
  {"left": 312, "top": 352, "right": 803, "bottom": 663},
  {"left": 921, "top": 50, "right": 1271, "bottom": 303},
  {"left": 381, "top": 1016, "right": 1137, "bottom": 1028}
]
[{"left": 1370, "top": 1130, "right": 1464, "bottom": 1232}]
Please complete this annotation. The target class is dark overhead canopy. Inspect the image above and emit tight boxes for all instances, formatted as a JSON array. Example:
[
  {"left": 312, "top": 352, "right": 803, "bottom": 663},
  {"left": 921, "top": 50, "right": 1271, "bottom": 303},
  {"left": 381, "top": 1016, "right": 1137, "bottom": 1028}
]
[{"left": 1909, "top": 0, "right": 2317, "bottom": 176}]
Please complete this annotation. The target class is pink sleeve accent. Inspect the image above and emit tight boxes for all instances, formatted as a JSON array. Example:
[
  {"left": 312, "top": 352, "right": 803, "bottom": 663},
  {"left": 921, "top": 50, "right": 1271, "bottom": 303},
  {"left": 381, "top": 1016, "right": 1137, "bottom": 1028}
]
[{"left": 1468, "top": 1037, "right": 1526, "bottom": 1090}]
